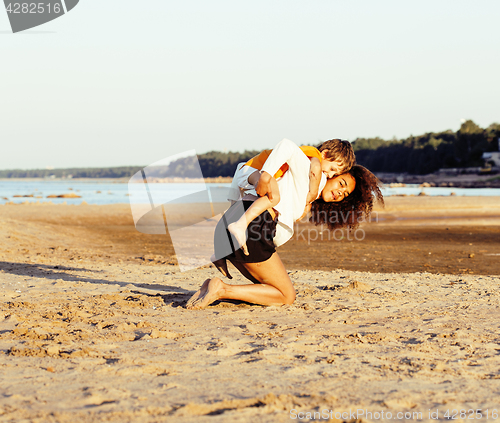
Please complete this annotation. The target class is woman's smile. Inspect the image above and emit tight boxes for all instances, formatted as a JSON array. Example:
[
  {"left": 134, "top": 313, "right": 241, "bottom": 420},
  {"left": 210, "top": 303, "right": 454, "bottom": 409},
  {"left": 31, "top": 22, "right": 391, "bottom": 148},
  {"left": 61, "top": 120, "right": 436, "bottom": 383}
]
[{"left": 321, "top": 173, "right": 356, "bottom": 202}]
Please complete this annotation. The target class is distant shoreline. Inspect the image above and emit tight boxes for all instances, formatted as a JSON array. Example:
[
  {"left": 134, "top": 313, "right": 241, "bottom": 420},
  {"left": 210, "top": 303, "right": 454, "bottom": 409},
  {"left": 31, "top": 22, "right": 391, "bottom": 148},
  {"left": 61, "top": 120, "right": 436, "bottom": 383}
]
[
  {"left": 0, "top": 177, "right": 234, "bottom": 183},
  {"left": 376, "top": 172, "right": 500, "bottom": 188},
  {"left": 1, "top": 173, "right": 500, "bottom": 188}
]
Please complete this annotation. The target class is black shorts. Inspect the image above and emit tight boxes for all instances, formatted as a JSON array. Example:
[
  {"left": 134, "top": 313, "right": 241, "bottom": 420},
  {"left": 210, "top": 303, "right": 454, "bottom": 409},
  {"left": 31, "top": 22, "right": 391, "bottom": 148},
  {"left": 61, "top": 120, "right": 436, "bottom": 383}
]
[{"left": 213, "top": 200, "right": 278, "bottom": 263}]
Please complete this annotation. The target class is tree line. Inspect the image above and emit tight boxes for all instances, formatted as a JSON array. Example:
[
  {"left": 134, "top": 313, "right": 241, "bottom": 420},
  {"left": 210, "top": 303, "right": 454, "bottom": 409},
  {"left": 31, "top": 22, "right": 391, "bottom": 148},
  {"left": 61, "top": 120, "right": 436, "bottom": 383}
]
[
  {"left": 0, "top": 166, "right": 144, "bottom": 179},
  {"left": 352, "top": 120, "right": 500, "bottom": 174},
  {"left": 0, "top": 151, "right": 261, "bottom": 179},
  {"left": 1, "top": 120, "right": 498, "bottom": 179}
]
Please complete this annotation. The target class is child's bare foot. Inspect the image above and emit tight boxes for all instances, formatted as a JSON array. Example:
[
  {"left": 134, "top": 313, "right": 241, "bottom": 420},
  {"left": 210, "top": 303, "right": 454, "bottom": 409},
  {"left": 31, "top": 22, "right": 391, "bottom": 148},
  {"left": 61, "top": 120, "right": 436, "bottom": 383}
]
[
  {"left": 186, "top": 278, "right": 210, "bottom": 308},
  {"left": 210, "top": 255, "right": 232, "bottom": 279},
  {"left": 186, "top": 278, "right": 225, "bottom": 310},
  {"left": 227, "top": 221, "right": 249, "bottom": 255}
]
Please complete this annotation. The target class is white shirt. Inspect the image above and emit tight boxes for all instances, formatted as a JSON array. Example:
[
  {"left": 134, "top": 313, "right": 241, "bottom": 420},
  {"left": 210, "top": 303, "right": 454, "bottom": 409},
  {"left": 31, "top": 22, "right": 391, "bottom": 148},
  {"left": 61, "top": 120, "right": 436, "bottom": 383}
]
[{"left": 228, "top": 138, "right": 327, "bottom": 247}]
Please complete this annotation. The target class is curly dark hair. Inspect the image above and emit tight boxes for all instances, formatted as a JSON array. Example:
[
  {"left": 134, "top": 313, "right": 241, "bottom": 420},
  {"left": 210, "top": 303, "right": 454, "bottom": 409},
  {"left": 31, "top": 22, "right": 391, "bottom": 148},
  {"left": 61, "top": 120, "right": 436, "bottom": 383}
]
[{"left": 309, "top": 165, "right": 384, "bottom": 231}]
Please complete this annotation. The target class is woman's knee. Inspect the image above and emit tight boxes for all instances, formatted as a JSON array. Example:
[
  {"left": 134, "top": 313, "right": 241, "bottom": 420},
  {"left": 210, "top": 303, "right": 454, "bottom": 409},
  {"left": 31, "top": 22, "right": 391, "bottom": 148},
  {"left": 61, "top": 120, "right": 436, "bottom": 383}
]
[{"left": 282, "top": 285, "right": 296, "bottom": 305}]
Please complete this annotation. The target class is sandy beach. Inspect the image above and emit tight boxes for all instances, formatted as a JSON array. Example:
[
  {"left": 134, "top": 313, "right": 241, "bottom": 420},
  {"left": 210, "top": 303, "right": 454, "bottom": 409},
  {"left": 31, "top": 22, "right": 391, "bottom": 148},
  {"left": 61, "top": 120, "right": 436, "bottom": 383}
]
[{"left": 1, "top": 197, "right": 500, "bottom": 422}]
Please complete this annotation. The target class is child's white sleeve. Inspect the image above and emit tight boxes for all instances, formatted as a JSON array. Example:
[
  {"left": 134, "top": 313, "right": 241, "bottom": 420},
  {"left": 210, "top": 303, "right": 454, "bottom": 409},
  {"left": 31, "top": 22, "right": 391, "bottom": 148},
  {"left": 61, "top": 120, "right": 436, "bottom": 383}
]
[
  {"left": 227, "top": 163, "right": 258, "bottom": 202},
  {"left": 260, "top": 138, "right": 303, "bottom": 177},
  {"left": 234, "top": 164, "right": 258, "bottom": 190}
]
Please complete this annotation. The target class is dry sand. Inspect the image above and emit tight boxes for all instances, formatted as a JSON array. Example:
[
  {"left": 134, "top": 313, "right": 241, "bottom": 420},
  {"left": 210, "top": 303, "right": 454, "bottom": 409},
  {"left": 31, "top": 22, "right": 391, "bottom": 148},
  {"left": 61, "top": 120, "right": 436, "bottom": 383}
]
[{"left": 1, "top": 197, "right": 499, "bottom": 422}]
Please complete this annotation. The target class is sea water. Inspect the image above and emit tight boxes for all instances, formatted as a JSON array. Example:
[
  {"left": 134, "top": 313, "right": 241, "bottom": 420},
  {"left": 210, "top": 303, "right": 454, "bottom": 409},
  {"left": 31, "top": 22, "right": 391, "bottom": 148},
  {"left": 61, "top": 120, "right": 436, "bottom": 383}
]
[
  {"left": 0, "top": 180, "right": 500, "bottom": 205},
  {"left": 0, "top": 180, "right": 229, "bottom": 205}
]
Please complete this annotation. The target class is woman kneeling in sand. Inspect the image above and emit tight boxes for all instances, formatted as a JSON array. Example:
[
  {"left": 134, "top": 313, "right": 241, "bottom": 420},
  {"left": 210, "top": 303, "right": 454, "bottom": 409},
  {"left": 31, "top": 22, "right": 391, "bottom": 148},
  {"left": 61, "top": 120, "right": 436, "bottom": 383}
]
[{"left": 187, "top": 141, "right": 383, "bottom": 309}]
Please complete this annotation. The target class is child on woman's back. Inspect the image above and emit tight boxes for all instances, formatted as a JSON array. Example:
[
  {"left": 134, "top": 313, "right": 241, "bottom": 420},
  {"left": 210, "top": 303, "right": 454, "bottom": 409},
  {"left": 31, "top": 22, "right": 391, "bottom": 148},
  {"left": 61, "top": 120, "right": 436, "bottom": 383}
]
[{"left": 228, "top": 138, "right": 355, "bottom": 255}]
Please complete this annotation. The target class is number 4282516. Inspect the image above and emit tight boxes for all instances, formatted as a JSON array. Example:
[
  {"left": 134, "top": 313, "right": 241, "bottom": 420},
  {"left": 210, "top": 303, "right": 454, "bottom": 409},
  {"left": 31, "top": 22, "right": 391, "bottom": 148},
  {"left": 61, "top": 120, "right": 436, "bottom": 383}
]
[
  {"left": 5, "top": 3, "right": 62, "bottom": 14},
  {"left": 444, "top": 409, "right": 499, "bottom": 420}
]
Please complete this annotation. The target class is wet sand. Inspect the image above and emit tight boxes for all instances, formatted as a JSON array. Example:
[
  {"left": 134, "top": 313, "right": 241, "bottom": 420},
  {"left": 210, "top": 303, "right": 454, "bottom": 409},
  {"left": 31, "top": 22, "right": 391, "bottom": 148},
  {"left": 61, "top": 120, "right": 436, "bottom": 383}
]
[{"left": 0, "top": 197, "right": 499, "bottom": 422}]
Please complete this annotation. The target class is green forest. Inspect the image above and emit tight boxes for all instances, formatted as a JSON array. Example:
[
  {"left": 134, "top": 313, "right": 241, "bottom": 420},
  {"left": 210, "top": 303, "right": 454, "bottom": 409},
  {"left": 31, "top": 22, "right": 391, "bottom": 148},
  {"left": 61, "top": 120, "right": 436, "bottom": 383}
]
[
  {"left": 1, "top": 120, "right": 499, "bottom": 179},
  {"left": 352, "top": 120, "right": 500, "bottom": 174}
]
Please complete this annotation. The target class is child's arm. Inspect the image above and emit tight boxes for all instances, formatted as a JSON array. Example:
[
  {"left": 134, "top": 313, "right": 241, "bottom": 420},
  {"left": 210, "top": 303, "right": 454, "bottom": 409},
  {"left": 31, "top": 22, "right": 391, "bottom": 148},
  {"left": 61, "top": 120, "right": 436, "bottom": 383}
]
[
  {"left": 305, "top": 157, "right": 321, "bottom": 205},
  {"left": 248, "top": 170, "right": 280, "bottom": 207},
  {"left": 255, "top": 170, "right": 274, "bottom": 200}
]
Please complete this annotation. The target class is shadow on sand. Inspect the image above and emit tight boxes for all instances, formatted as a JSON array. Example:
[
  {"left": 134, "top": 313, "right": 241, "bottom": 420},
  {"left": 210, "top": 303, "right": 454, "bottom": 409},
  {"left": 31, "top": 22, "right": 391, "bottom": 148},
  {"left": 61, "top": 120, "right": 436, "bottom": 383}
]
[{"left": 0, "top": 261, "right": 191, "bottom": 294}]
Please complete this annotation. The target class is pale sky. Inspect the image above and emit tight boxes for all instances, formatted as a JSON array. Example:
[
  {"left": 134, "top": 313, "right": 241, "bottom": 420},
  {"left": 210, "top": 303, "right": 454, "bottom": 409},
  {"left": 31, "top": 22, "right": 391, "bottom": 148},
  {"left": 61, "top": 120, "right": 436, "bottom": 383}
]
[{"left": 1, "top": 0, "right": 499, "bottom": 170}]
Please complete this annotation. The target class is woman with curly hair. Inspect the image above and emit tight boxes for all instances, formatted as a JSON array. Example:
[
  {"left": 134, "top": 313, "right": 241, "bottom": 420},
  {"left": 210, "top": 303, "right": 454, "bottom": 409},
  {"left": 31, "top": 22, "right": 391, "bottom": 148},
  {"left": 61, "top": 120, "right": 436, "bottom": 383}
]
[
  {"left": 310, "top": 165, "right": 384, "bottom": 232},
  {"left": 186, "top": 143, "right": 383, "bottom": 310}
]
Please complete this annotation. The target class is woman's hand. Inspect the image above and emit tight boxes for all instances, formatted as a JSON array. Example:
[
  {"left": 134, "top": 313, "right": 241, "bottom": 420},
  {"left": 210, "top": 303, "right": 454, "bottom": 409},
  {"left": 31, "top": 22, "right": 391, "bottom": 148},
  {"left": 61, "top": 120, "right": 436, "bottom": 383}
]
[
  {"left": 296, "top": 203, "right": 312, "bottom": 222},
  {"left": 307, "top": 158, "right": 321, "bottom": 204},
  {"left": 305, "top": 189, "right": 318, "bottom": 205}
]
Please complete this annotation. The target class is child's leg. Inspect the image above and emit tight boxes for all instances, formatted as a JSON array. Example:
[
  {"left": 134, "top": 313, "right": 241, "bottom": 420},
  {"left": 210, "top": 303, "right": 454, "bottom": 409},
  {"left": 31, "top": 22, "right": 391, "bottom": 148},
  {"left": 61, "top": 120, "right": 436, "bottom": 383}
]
[
  {"left": 241, "top": 195, "right": 276, "bottom": 225},
  {"left": 227, "top": 195, "right": 276, "bottom": 255}
]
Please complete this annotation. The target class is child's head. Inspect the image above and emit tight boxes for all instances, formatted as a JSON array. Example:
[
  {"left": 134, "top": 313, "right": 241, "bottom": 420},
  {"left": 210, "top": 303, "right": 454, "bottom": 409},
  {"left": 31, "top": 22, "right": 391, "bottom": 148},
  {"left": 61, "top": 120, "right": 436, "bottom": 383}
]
[
  {"left": 309, "top": 165, "right": 384, "bottom": 231},
  {"left": 318, "top": 139, "right": 356, "bottom": 178}
]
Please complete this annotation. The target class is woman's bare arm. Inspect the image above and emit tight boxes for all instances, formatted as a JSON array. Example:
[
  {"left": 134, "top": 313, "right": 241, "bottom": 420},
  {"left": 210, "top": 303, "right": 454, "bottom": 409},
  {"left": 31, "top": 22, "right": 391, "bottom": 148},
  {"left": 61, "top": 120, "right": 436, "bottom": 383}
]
[
  {"left": 296, "top": 203, "right": 311, "bottom": 222},
  {"left": 305, "top": 157, "right": 321, "bottom": 205}
]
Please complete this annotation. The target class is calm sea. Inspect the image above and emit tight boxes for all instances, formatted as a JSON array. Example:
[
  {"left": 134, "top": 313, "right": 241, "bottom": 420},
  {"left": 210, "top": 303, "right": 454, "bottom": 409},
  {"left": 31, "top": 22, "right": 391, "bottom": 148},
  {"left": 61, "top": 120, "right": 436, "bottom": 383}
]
[
  {"left": 0, "top": 180, "right": 499, "bottom": 205},
  {"left": 0, "top": 180, "right": 231, "bottom": 205}
]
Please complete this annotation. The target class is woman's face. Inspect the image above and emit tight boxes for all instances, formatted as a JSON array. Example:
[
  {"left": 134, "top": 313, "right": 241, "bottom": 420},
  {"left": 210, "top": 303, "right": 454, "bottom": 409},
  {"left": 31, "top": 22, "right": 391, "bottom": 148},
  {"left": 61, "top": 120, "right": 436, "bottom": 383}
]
[{"left": 321, "top": 173, "right": 356, "bottom": 202}]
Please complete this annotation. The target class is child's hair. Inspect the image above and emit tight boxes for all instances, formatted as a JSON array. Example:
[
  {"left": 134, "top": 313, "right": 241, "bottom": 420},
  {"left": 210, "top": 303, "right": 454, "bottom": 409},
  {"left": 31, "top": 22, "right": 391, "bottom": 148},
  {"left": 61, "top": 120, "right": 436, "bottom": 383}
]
[
  {"left": 318, "top": 139, "right": 356, "bottom": 173},
  {"left": 309, "top": 165, "right": 384, "bottom": 231}
]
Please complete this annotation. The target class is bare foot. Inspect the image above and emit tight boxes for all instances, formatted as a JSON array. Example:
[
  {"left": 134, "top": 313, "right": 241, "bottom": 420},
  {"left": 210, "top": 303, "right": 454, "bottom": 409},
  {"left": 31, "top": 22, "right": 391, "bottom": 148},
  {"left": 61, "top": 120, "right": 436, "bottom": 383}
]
[
  {"left": 186, "top": 278, "right": 210, "bottom": 308},
  {"left": 227, "top": 221, "right": 249, "bottom": 255},
  {"left": 187, "top": 278, "right": 225, "bottom": 310},
  {"left": 210, "top": 255, "right": 232, "bottom": 279}
]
